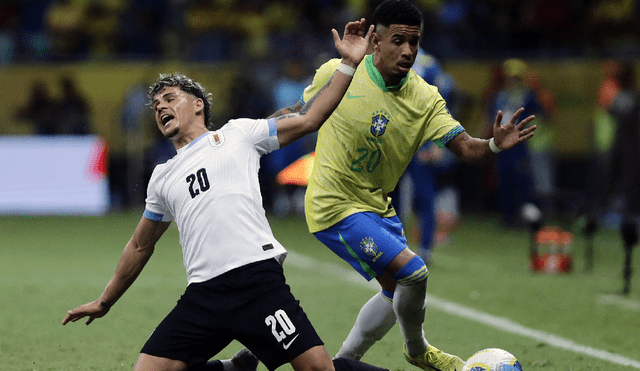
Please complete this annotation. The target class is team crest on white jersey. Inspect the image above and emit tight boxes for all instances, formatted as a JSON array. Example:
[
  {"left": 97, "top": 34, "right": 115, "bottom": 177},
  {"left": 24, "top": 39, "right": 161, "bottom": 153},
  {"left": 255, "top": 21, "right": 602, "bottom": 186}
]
[
  {"left": 360, "top": 237, "right": 383, "bottom": 262},
  {"left": 208, "top": 131, "right": 225, "bottom": 146},
  {"left": 370, "top": 112, "right": 389, "bottom": 137}
]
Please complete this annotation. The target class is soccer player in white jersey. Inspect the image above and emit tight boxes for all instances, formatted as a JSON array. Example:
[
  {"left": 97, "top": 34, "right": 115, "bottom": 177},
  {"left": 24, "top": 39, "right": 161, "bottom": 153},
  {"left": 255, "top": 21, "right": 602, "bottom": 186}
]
[
  {"left": 263, "top": 1, "right": 538, "bottom": 371},
  {"left": 62, "top": 19, "right": 392, "bottom": 371}
]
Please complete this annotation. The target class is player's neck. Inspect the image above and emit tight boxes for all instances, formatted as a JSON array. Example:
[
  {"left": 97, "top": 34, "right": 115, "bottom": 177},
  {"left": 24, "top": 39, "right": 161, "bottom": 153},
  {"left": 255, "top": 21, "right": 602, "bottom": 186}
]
[
  {"left": 172, "top": 126, "right": 209, "bottom": 151},
  {"left": 369, "top": 54, "right": 407, "bottom": 90}
]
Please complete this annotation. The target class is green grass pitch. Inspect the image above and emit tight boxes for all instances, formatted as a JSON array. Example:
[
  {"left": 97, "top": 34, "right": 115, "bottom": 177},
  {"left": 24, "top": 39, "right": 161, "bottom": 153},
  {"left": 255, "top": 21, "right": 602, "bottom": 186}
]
[{"left": 0, "top": 211, "right": 638, "bottom": 370}]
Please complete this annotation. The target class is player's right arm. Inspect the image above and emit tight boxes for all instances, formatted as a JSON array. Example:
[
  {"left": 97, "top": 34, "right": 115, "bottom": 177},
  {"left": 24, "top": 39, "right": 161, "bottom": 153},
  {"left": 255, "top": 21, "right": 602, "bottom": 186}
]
[
  {"left": 273, "top": 19, "right": 373, "bottom": 148},
  {"left": 267, "top": 101, "right": 303, "bottom": 119},
  {"left": 62, "top": 217, "right": 170, "bottom": 325}
]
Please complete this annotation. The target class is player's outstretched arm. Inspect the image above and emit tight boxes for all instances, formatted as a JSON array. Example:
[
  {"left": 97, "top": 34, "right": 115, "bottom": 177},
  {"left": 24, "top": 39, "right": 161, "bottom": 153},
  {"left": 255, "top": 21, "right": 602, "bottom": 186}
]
[
  {"left": 275, "top": 19, "right": 374, "bottom": 147},
  {"left": 447, "top": 107, "right": 536, "bottom": 162},
  {"left": 267, "top": 101, "right": 303, "bottom": 119},
  {"left": 62, "top": 217, "right": 170, "bottom": 325}
]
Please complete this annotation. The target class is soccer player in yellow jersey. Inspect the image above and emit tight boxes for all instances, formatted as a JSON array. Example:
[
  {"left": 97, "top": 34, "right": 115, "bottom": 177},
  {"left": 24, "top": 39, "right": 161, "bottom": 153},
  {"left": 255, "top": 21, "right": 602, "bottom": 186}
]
[{"left": 269, "top": 1, "right": 536, "bottom": 370}]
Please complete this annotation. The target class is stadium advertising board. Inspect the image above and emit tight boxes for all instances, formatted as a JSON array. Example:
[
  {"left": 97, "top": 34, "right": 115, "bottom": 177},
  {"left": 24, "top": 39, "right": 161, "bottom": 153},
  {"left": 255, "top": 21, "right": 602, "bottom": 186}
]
[{"left": 0, "top": 135, "right": 109, "bottom": 215}]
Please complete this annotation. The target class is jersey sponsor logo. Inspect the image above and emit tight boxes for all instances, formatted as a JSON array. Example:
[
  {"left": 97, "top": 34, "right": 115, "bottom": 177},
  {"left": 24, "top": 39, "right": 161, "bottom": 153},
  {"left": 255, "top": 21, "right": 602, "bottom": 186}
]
[
  {"left": 360, "top": 237, "right": 383, "bottom": 262},
  {"left": 346, "top": 92, "right": 365, "bottom": 99},
  {"left": 370, "top": 113, "right": 388, "bottom": 137}
]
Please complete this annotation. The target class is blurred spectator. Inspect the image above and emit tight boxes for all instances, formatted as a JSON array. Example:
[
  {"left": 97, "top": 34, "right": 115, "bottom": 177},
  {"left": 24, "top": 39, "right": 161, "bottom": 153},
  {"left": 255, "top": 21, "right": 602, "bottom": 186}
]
[
  {"left": 582, "top": 61, "right": 640, "bottom": 294},
  {"left": 390, "top": 48, "right": 461, "bottom": 265},
  {"left": 605, "top": 62, "right": 640, "bottom": 218},
  {"left": 226, "top": 65, "right": 277, "bottom": 210},
  {"left": 183, "top": 0, "right": 242, "bottom": 61},
  {"left": 116, "top": 0, "right": 168, "bottom": 59},
  {"left": 228, "top": 67, "right": 275, "bottom": 123},
  {"left": 0, "top": 0, "right": 637, "bottom": 62},
  {"left": 484, "top": 58, "right": 543, "bottom": 228},
  {"left": 585, "top": 0, "right": 640, "bottom": 55},
  {"left": 83, "top": 1, "right": 122, "bottom": 58},
  {"left": 592, "top": 60, "right": 621, "bottom": 154},
  {"left": 518, "top": 0, "right": 577, "bottom": 52},
  {"left": 582, "top": 60, "right": 622, "bottom": 222},
  {"left": 55, "top": 75, "right": 92, "bottom": 134},
  {"left": 16, "top": 0, "right": 52, "bottom": 61},
  {"left": 606, "top": 62, "right": 640, "bottom": 294},
  {"left": 45, "top": 0, "right": 90, "bottom": 60},
  {"left": 14, "top": 80, "right": 58, "bottom": 134},
  {"left": 524, "top": 68, "right": 557, "bottom": 218},
  {"left": 120, "top": 81, "right": 150, "bottom": 133},
  {"left": 262, "top": 58, "right": 314, "bottom": 216},
  {"left": 0, "top": 0, "right": 18, "bottom": 63},
  {"left": 584, "top": 62, "right": 640, "bottom": 227},
  {"left": 15, "top": 76, "right": 92, "bottom": 135}
]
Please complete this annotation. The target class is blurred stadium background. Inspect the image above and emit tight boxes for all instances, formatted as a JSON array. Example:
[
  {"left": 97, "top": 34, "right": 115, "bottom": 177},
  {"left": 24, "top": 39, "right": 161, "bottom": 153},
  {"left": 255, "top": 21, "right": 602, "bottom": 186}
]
[
  {"left": 1, "top": 0, "right": 639, "bottom": 214},
  {"left": 0, "top": 1, "right": 639, "bottom": 369}
]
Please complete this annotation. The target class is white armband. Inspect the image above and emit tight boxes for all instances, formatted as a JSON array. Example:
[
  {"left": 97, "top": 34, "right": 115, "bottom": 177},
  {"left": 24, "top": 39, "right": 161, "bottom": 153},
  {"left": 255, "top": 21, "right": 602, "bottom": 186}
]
[
  {"left": 489, "top": 137, "right": 502, "bottom": 153},
  {"left": 336, "top": 63, "right": 356, "bottom": 76}
]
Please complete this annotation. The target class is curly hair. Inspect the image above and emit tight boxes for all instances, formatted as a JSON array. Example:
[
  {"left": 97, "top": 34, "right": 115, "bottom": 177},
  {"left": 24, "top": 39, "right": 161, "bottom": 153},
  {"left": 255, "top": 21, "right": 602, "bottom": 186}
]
[
  {"left": 148, "top": 73, "right": 213, "bottom": 127},
  {"left": 372, "top": 0, "right": 423, "bottom": 30}
]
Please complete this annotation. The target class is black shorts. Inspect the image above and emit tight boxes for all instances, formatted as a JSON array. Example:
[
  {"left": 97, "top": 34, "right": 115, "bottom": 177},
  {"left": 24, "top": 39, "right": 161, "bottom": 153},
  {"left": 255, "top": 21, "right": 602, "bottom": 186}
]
[{"left": 140, "top": 258, "right": 323, "bottom": 370}]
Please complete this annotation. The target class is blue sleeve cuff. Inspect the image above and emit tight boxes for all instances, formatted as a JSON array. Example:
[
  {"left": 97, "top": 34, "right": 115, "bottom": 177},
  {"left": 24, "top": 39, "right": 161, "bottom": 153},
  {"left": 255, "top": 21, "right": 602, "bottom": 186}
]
[
  {"left": 143, "top": 209, "right": 164, "bottom": 221},
  {"left": 434, "top": 125, "right": 465, "bottom": 148},
  {"left": 267, "top": 118, "right": 277, "bottom": 137}
]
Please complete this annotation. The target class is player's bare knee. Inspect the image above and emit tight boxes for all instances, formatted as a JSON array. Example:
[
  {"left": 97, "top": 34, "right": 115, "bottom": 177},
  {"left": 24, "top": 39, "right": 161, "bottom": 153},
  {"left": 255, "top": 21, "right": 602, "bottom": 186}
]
[
  {"left": 290, "top": 346, "right": 335, "bottom": 371},
  {"left": 134, "top": 353, "right": 188, "bottom": 371}
]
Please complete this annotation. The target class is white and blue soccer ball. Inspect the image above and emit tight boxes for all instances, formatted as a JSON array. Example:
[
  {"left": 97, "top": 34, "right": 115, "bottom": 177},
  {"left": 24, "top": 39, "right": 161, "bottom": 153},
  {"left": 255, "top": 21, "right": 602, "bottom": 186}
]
[{"left": 461, "top": 348, "right": 523, "bottom": 371}]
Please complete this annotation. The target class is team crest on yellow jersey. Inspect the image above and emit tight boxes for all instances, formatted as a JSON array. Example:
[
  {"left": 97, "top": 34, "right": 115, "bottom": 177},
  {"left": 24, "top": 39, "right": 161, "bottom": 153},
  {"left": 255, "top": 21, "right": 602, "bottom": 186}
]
[
  {"left": 360, "top": 237, "right": 383, "bottom": 262},
  {"left": 370, "top": 111, "right": 389, "bottom": 137}
]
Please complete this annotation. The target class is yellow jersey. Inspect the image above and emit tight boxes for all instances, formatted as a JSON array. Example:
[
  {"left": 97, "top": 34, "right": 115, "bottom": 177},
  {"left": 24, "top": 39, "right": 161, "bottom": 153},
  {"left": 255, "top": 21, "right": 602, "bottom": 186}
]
[{"left": 303, "top": 55, "right": 464, "bottom": 233}]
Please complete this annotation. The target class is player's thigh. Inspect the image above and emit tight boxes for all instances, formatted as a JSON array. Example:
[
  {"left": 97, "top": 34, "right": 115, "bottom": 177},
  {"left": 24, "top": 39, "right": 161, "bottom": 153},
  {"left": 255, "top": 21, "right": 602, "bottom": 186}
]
[
  {"left": 314, "top": 212, "right": 408, "bottom": 280},
  {"left": 139, "top": 289, "right": 234, "bottom": 365},
  {"left": 235, "top": 263, "right": 324, "bottom": 370}
]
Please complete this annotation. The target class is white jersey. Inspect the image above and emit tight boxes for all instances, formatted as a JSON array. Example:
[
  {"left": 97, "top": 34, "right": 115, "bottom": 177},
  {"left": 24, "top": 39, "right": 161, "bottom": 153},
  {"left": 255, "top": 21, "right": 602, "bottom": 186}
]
[{"left": 144, "top": 118, "right": 287, "bottom": 284}]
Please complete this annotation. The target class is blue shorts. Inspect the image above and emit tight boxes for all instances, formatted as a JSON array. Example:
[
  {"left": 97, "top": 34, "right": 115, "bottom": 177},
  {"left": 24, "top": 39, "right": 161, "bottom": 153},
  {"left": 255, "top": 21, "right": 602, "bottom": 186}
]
[{"left": 313, "top": 212, "right": 407, "bottom": 281}]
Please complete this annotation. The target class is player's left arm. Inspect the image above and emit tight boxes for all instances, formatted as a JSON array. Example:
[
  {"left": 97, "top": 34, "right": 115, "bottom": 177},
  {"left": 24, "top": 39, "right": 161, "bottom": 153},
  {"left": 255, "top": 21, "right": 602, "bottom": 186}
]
[
  {"left": 62, "top": 217, "right": 171, "bottom": 325},
  {"left": 447, "top": 108, "right": 537, "bottom": 162}
]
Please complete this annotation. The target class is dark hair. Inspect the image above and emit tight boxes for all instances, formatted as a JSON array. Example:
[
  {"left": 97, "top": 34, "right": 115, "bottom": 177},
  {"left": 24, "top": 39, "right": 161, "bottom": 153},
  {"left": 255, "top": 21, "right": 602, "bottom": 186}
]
[
  {"left": 372, "top": 0, "right": 423, "bottom": 30},
  {"left": 148, "top": 73, "right": 212, "bottom": 126}
]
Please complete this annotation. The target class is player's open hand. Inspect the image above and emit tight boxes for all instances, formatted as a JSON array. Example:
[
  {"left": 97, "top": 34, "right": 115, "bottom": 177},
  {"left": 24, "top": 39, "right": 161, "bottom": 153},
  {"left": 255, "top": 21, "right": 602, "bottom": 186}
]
[
  {"left": 62, "top": 300, "right": 109, "bottom": 326},
  {"left": 492, "top": 108, "right": 537, "bottom": 151},
  {"left": 332, "top": 18, "right": 374, "bottom": 67}
]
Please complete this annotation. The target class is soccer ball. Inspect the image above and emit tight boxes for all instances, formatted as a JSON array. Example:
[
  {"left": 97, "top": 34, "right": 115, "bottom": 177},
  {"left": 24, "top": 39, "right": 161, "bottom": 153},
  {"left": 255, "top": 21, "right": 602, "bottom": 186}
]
[{"left": 461, "top": 348, "right": 523, "bottom": 371}]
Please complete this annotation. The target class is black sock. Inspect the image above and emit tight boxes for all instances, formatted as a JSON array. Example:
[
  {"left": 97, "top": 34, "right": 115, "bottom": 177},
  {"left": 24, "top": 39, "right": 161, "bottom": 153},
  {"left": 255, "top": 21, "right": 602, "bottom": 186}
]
[{"left": 189, "top": 360, "right": 224, "bottom": 371}]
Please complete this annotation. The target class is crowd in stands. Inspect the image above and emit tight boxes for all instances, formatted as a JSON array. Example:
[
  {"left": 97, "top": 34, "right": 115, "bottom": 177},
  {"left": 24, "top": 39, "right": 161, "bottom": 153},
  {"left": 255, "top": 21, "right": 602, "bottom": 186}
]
[
  {"left": 3, "top": 0, "right": 640, "bottom": 219},
  {"left": 1, "top": 0, "right": 639, "bottom": 64}
]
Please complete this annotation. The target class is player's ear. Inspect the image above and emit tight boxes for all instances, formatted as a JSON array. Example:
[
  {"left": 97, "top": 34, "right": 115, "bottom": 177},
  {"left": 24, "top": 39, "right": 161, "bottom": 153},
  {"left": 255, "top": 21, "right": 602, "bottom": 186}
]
[
  {"left": 194, "top": 98, "right": 204, "bottom": 115},
  {"left": 371, "top": 32, "right": 382, "bottom": 52}
]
